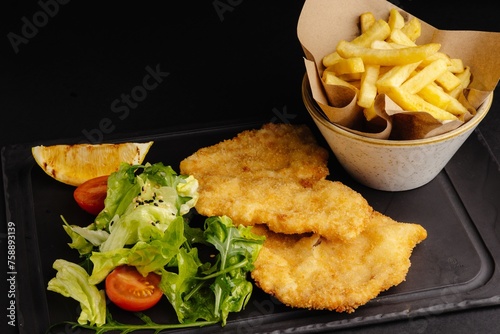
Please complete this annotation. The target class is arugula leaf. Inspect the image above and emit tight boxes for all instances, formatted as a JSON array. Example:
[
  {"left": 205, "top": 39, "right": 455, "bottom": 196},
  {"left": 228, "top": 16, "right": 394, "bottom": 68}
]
[
  {"left": 160, "top": 248, "right": 218, "bottom": 324},
  {"left": 159, "top": 216, "right": 264, "bottom": 326},
  {"left": 203, "top": 215, "right": 265, "bottom": 325}
]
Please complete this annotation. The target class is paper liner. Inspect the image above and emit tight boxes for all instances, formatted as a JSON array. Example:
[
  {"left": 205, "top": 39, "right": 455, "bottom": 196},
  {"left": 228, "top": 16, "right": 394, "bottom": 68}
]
[{"left": 298, "top": 0, "right": 500, "bottom": 139}]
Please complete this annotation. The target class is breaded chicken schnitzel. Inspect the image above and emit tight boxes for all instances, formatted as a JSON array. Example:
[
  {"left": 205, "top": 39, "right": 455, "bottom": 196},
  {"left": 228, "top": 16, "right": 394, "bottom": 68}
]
[
  {"left": 180, "top": 123, "right": 373, "bottom": 241},
  {"left": 180, "top": 122, "right": 428, "bottom": 313},
  {"left": 180, "top": 123, "right": 330, "bottom": 187},
  {"left": 250, "top": 211, "right": 428, "bottom": 313}
]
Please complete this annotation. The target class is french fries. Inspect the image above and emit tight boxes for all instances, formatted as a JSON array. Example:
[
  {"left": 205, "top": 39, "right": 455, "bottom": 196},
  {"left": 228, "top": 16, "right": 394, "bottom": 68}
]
[
  {"left": 400, "top": 58, "right": 448, "bottom": 94},
  {"left": 336, "top": 40, "right": 441, "bottom": 66},
  {"left": 322, "top": 19, "right": 391, "bottom": 67},
  {"left": 358, "top": 64, "right": 380, "bottom": 108},
  {"left": 360, "top": 12, "right": 376, "bottom": 33},
  {"left": 387, "top": 8, "right": 405, "bottom": 31},
  {"left": 321, "top": 10, "right": 474, "bottom": 122}
]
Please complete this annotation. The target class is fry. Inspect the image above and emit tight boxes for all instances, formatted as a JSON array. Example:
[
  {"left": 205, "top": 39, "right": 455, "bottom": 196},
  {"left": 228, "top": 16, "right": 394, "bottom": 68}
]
[
  {"left": 371, "top": 40, "right": 397, "bottom": 50},
  {"left": 363, "top": 104, "right": 378, "bottom": 121},
  {"left": 435, "top": 70, "right": 462, "bottom": 91},
  {"left": 385, "top": 87, "right": 458, "bottom": 121},
  {"left": 445, "top": 96, "right": 470, "bottom": 116},
  {"left": 388, "top": 28, "right": 416, "bottom": 47},
  {"left": 449, "top": 66, "right": 471, "bottom": 98},
  {"left": 387, "top": 9, "right": 405, "bottom": 31},
  {"left": 371, "top": 40, "right": 410, "bottom": 50},
  {"left": 322, "top": 71, "right": 359, "bottom": 91},
  {"left": 448, "top": 58, "right": 465, "bottom": 73},
  {"left": 457, "top": 66, "right": 472, "bottom": 84},
  {"left": 338, "top": 72, "right": 363, "bottom": 81},
  {"left": 400, "top": 58, "right": 448, "bottom": 94},
  {"left": 337, "top": 40, "right": 441, "bottom": 66},
  {"left": 360, "top": 12, "right": 376, "bottom": 33},
  {"left": 400, "top": 17, "right": 421, "bottom": 41},
  {"left": 418, "top": 83, "right": 469, "bottom": 117},
  {"left": 417, "top": 83, "right": 452, "bottom": 109},
  {"left": 351, "top": 19, "right": 391, "bottom": 47},
  {"left": 325, "top": 57, "right": 365, "bottom": 75},
  {"left": 322, "top": 51, "right": 343, "bottom": 68},
  {"left": 357, "top": 65, "right": 380, "bottom": 108},
  {"left": 419, "top": 52, "right": 451, "bottom": 68},
  {"left": 323, "top": 19, "right": 391, "bottom": 67},
  {"left": 376, "top": 61, "right": 421, "bottom": 93}
]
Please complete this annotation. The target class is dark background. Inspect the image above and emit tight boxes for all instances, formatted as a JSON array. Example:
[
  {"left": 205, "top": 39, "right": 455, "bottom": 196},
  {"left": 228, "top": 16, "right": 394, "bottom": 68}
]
[{"left": 1, "top": 1, "right": 499, "bottom": 333}]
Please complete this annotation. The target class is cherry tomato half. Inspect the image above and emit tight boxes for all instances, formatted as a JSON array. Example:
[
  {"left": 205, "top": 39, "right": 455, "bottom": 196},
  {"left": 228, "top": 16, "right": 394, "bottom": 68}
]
[
  {"left": 105, "top": 265, "right": 163, "bottom": 312},
  {"left": 73, "top": 175, "right": 109, "bottom": 215}
]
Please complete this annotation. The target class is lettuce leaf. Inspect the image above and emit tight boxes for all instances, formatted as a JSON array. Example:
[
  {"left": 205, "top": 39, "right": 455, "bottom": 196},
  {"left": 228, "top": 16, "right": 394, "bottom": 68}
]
[
  {"left": 95, "top": 162, "right": 198, "bottom": 233},
  {"left": 47, "top": 259, "right": 106, "bottom": 326},
  {"left": 89, "top": 215, "right": 186, "bottom": 284}
]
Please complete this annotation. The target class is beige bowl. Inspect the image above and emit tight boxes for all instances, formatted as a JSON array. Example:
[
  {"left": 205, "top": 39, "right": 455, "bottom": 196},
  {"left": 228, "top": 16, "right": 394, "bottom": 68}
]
[{"left": 302, "top": 76, "right": 493, "bottom": 191}]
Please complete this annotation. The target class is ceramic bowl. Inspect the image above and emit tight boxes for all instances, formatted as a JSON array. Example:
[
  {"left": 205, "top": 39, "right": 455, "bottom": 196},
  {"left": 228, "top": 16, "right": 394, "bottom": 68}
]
[{"left": 302, "top": 76, "right": 493, "bottom": 191}]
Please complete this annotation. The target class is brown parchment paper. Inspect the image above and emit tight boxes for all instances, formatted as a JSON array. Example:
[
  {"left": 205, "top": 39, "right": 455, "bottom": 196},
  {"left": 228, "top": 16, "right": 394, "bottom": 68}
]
[{"left": 298, "top": 0, "right": 500, "bottom": 139}]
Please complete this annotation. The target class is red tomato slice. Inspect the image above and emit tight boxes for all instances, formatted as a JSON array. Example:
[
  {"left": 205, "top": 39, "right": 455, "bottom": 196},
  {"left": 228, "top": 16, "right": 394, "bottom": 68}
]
[
  {"left": 105, "top": 265, "right": 163, "bottom": 312},
  {"left": 73, "top": 175, "right": 109, "bottom": 215}
]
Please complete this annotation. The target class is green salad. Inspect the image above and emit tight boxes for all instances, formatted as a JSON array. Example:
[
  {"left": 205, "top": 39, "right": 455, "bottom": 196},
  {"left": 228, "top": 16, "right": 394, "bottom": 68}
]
[{"left": 47, "top": 162, "right": 265, "bottom": 333}]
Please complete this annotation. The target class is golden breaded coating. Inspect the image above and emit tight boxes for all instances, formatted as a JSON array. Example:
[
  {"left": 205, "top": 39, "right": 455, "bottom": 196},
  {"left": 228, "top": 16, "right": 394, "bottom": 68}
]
[
  {"left": 250, "top": 211, "right": 428, "bottom": 313},
  {"left": 180, "top": 123, "right": 373, "bottom": 241},
  {"left": 180, "top": 123, "right": 330, "bottom": 187},
  {"left": 190, "top": 174, "right": 371, "bottom": 241}
]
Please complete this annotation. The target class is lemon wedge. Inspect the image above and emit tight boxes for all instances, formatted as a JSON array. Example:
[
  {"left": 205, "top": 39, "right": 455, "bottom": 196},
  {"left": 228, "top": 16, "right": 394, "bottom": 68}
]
[{"left": 32, "top": 141, "right": 154, "bottom": 186}]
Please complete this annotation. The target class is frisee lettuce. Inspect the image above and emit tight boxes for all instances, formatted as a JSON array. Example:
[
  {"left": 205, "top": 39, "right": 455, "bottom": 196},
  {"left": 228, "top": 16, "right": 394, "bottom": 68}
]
[{"left": 47, "top": 162, "right": 264, "bottom": 332}]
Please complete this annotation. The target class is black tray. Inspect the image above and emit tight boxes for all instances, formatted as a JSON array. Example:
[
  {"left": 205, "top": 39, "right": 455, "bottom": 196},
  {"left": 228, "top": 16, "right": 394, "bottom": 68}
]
[{"left": 3, "top": 120, "right": 500, "bottom": 334}]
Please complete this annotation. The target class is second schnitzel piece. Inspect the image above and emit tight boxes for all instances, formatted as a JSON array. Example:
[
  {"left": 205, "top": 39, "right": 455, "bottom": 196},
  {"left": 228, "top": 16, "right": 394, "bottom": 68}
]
[
  {"left": 250, "top": 211, "right": 428, "bottom": 313},
  {"left": 180, "top": 123, "right": 373, "bottom": 241}
]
